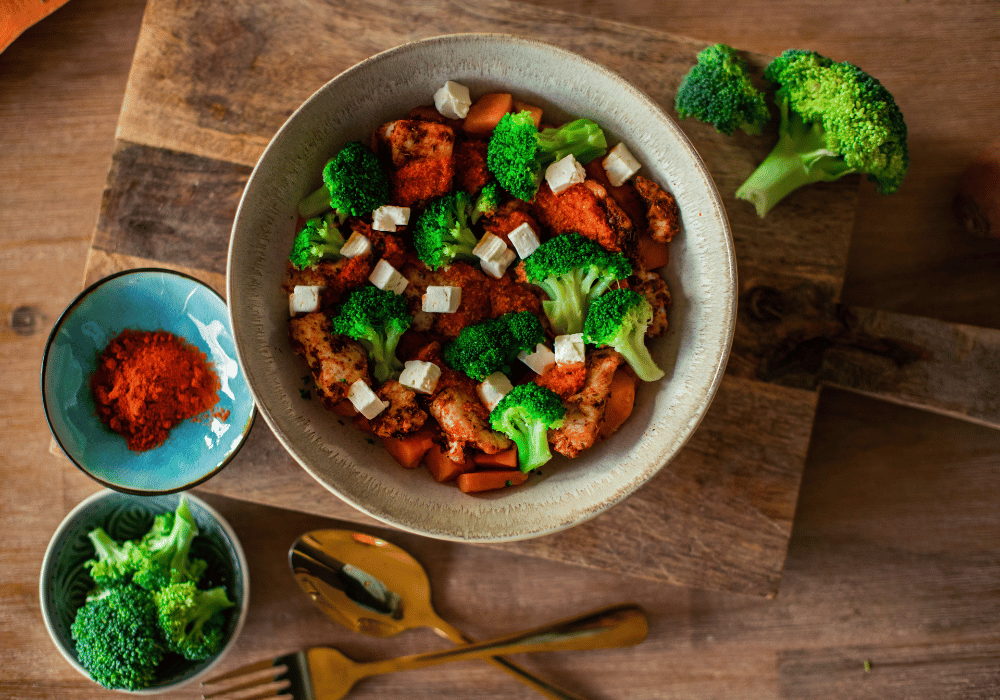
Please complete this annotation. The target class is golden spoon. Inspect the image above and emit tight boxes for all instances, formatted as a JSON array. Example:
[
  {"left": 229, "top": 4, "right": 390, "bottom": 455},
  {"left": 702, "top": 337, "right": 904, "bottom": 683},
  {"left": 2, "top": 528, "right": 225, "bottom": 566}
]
[{"left": 289, "top": 529, "right": 632, "bottom": 700}]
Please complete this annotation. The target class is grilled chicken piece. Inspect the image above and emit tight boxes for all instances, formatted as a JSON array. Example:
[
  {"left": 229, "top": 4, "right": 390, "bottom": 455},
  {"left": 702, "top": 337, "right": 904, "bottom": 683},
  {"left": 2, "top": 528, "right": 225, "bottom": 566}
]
[
  {"left": 370, "top": 380, "right": 428, "bottom": 439},
  {"left": 531, "top": 180, "right": 636, "bottom": 257},
  {"left": 428, "top": 378, "right": 512, "bottom": 462},
  {"left": 630, "top": 269, "right": 671, "bottom": 338},
  {"left": 549, "top": 347, "right": 624, "bottom": 458},
  {"left": 633, "top": 175, "right": 681, "bottom": 243},
  {"left": 288, "top": 312, "right": 370, "bottom": 410},
  {"left": 376, "top": 119, "right": 455, "bottom": 208}
]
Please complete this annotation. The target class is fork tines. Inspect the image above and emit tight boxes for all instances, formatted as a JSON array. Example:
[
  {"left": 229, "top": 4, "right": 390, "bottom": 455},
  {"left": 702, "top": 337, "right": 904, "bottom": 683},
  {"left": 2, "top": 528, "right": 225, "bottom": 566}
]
[{"left": 201, "top": 650, "right": 310, "bottom": 700}]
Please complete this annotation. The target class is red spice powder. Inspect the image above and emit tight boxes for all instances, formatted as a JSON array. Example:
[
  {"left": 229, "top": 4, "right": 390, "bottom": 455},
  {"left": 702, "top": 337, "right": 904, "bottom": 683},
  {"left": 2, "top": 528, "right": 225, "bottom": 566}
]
[{"left": 91, "top": 329, "right": 221, "bottom": 452}]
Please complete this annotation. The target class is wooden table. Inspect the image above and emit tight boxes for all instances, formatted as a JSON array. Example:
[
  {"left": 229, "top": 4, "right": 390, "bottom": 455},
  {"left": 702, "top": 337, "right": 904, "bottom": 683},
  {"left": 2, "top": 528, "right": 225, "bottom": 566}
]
[{"left": 3, "top": 0, "right": 999, "bottom": 698}]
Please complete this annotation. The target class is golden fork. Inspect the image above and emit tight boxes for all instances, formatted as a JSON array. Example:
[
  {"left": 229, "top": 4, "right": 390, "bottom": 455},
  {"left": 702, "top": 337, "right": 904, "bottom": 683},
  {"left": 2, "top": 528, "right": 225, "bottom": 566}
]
[{"left": 201, "top": 603, "right": 648, "bottom": 700}]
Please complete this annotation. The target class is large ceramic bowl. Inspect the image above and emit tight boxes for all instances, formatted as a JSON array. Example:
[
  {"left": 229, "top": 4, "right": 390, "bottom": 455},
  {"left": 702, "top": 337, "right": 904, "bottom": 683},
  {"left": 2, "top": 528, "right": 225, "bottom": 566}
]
[
  {"left": 40, "top": 490, "right": 249, "bottom": 693},
  {"left": 41, "top": 268, "right": 256, "bottom": 494},
  {"left": 228, "top": 34, "right": 737, "bottom": 542}
]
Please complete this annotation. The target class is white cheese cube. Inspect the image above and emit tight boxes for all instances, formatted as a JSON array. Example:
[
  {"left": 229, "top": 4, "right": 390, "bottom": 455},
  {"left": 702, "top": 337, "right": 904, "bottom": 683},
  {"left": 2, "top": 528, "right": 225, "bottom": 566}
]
[
  {"left": 371, "top": 205, "right": 410, "bottom": 231},
  {"left": 480, "top": 247, "right": 517, "bottom": 279},
  {"left": 399, "top": 360, "right": 442, "bottom": 395},
  {"left": 347, "top": 380, "right": 386, "bottom": 419},
  {"left": 340, "top": 231, "right": 371, "bottom": 258},
  {"left": 422, "top": 285, "right": 462, "bottom": 313},
  {"left": 433, "top": 80, "right": 472, "bottom": 119},
  {"left": 288, "top": 285, "right": 324, "bottom": 316},
  {"left": 368, "top": 259, "right": 408, "bottom": 295},
  {"left": 602, "top": 142, "right": 642, "bottom": 187},
  {"left": 545, "top": 154, "right": 586, "bottom": 195},
  {"left": 472, "top": 232, "right": 509, "bottom": 264},
  {"left": 507, "top": 222, "right": 540, "bottom": 259},
  {"left": 518, "top": 343, "right": 556, "bottom": 375},
  {"left": 478, "top": 372, "right": 513, "bottom": 412},
  {"left": 554, "top": 333, "right": 586, "bottom": 365}
]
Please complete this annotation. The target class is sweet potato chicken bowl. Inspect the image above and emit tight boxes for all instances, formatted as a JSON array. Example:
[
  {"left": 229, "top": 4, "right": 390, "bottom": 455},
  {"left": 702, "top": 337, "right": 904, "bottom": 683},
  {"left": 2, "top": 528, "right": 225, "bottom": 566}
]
[{"left": 227, "top": 35, "right": 736, "bottom": 542}]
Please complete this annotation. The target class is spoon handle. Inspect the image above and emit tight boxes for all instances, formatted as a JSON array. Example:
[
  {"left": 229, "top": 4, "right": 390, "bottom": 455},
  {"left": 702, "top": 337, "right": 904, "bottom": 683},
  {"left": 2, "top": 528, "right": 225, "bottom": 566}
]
[
  {"left": 431, "top": 616, "right": 592, "bottom": 700},
  {"left": 355, "top": 603, "right": 647, "bottom": 684}
]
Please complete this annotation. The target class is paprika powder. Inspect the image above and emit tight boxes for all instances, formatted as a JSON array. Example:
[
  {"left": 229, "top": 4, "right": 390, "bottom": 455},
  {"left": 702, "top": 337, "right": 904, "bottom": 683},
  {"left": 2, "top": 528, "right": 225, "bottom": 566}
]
[{"left": 91, "top": 329, "right": 221, "bottom": 452}]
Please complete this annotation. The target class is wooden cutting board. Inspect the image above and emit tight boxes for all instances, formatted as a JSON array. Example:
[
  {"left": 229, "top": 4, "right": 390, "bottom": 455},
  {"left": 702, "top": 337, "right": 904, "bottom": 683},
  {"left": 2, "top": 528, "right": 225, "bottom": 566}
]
[{"left": 79, "top": 0, "right": 1000, "bottom": 598}]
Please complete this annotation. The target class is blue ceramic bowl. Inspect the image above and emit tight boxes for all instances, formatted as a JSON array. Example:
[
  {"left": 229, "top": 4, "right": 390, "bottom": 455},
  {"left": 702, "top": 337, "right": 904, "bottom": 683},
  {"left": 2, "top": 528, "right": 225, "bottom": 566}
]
[
  {"left": 41, "top": 269, "right": 256, "bottom": 494},
  {"left": 40, "top": 490, "right": 250, "bottom": 693}
]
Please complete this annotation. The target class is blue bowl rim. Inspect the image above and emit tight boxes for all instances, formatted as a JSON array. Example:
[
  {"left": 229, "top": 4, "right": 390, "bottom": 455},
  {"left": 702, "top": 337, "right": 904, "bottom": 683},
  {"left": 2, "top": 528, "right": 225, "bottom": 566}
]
[
  {"left": 40, "top": 267, "right": 257, "bottom": 496},
  {"left": 38, "top": 488, "right": 252, "bottom": 693}
]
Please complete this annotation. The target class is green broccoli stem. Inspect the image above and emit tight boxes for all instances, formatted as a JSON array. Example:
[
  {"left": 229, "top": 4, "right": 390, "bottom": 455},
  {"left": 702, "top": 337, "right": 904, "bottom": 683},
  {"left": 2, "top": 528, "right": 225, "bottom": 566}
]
[
  {"left": 298, "top": 184, "right": 332, "bottom": 219},
  {"left": 540, "top": 273, "right": 588, "bottom": 336},
  {"left": 617, "top": 324, "right": 665, "bottom": 383},
  {"left": 510, "top": 414, "right": 554, "bottom": 473},
  {"left": 360, "top": 328, "right": 405, "bottom": 384},
  {"left": 736, "top": 109, "right": 855, "bottom": 217}
]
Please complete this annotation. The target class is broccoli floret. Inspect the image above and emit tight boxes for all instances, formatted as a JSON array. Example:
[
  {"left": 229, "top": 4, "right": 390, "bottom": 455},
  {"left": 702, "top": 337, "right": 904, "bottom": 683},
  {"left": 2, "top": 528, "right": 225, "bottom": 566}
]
[
  {"left": 83, "top": 527, "right": 143, "bottom": 589},
  {"left": 487, "top": 111, "right": 608, "bottom": 201},
  {"left": 521, "top": 232, "right": 632, "bottom": 336},
  {"left": 412, "top": 190, "right": 479, "bottom": 271},
  {"left": 443, "top": 312, "right": 546, "bottom": 382},
  {"left": 471, "top": 181, "right": 503, "bottom": 223},
  {"left": 489, "top": 383, "right": 566, "bottom": 472},
  {"left": 583, "top": 288, "right": 664, "bottom": 382},
  {"left": 298, "top": 141, "right": 391, "bottom": 219},
  {"left": 154, "top": 581, "right": 234, "bottom": 661},
  {"left": 71, "top": 583, "right": 165, "bottom": 690},
  {"left": 735, "top": 49, "right": 909, "bottom": 217},
  {"left": 675, "top": 43, "right": 771, "bottom": 137},
  {"left": 288, "top": 213, "right": 346, "bottom": 270},
  {"left": 331, "top": 285, "right": 412, "bottom": 384},
  {"left": 132, "top": 496, "right": 207, "bottom": 591}
]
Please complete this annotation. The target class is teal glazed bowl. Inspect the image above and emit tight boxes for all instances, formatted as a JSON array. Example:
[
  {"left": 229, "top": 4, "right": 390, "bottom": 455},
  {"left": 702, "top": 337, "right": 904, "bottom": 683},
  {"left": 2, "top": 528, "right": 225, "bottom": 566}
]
[
  {"left": 41, "top": 268, "right": 256, "bottom": 494},
  {"left": 39, "top": 490, "right": 250, "bottom": 693}
]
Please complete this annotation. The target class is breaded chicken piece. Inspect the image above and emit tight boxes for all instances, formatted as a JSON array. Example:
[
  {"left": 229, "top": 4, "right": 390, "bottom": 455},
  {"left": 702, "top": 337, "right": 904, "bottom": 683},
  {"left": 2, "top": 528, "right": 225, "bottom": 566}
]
[
  {"left": 630, "top": 269, "right": 671, "bottom": 338},
  {"left": 429, "top": 382, "right": 512, "bottom": 462},
  {"left": 376, "top": 119, "right": 455, "bottom": 208},
  {"left": 289, "top": 312, "right": 370, "bottom": 411},
  {"left": 534, "top": 361, "right": 586, "bottom": 399},
  {"left": 482, "top": 199, "right": 541, "bottom": 247},
  {"left": 369, "top": 380, "right": 428, "bottom": 439},
  {"left": 488, "top": 272, "right": 543, "bottom": 317},
  {"left": 549, "top": 347, "right": 624, "bottom": 458},
  {"left": 531, "top": 180, "right": 636, "bottom": 257},
  {"left": 633, "top": 175, "right": 681, "bottom": 243},
  {"left": 430, "top": 262, "right": 493, "bottom": 338},
  {"left": 453, "top": 138, "right": 491, "bottom": 195}
]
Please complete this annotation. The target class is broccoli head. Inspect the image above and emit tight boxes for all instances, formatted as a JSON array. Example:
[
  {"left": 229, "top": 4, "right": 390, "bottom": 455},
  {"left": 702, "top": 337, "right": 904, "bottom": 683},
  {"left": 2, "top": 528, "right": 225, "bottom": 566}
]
[
  {"left": 471, "top": 180, "right": 503, "bottom": 223},
  {"left": 489, "top": 382, "right": 566, "bottom": 472},
  {"left": 288, "top": 213, "right": 346, "bottom": 270},
  {"left": 443, "top": 311, "right": 546, "bottom": 382},
  {"left": 736, "top": 49, "right": 909, "bottom": 216},
  {"left": 71, "top": 583, "right": 165, "bottom": 690},
  {"left": 132, "top": 496, "right": 207, "bottom": 591},
  {"left": 298, "top": 140, "right": 391, "bottom": 219},
  {"left": 154, "top": 581, "right": 234, "bottom": 661},
  {"left": 83, "top": 527, "right": 143, "bottom": 589},
  {"left": 412, "top": 190, "right": 479, "bottom": 271},
  {"left": 331, "top": 284, "right": 412, "bottom": 384},
  {"left": 487, "top": 111, "right": 608, "bottom": 201},
  {"left": 583, "top": 288, "right": 665, "bottom": 382},
  {"left": 521, "top": 232, "right": 632, "bottom": 336},
  {"left": 675, "top": 43, "right": 771, "bottom": 137}
]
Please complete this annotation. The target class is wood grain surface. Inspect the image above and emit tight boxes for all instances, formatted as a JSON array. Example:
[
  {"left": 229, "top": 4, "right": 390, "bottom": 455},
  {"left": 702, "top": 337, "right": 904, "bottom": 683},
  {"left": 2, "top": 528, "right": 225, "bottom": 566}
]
[{"left": 3, "top": 0, "right": 999, "bottom": 697}]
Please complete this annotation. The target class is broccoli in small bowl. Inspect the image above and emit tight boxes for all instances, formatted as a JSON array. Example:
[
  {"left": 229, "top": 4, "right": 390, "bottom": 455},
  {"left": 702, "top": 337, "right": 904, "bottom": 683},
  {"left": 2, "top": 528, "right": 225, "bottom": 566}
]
[{"left": 40, "top": 490, "right": 248, "bottom": 693}]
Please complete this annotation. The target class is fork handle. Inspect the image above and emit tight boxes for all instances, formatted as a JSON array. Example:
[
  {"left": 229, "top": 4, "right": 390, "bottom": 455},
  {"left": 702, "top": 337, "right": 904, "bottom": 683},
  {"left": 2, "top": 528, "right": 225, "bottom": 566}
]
[{"left": 344, "top": 603, "right": 647, "bottom": 681}]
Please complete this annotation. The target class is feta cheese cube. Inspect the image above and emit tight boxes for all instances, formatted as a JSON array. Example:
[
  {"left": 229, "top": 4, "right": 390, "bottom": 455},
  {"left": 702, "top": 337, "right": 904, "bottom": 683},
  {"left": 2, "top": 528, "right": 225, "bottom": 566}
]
[
  {"left": 518, "top": 343, "right": 556, "bottom": 375},
  {"left": 554, "top": 333, "right": 586, "bottom": 365},
  {"left": 544, "top": 154, "right": 586, "bottom": 195},
  {"left": 368, "top": 259, "right": 408, "bottom": 295},
  {"left": 372, "top": 205, "right": 411, "bottom": 232},
  {"left": 347, "top": 380, "right": 386, "bottom": 419},
  {"left": 478, "top": 372, "right": 513, "bottom": 411},
  {"left": 340, "top": 231, "right": 371, "bottom": 258},
  {"left": 399, "top": 360, "right": 442, "bottom": 395},
  {"left": 472, "top": 232, "right": 509, "bottom": 264},
  {"left": 433, "top": 80, "right": 472, "bottom": 119},
  {"left": 288, "top": 285, "right": 324, "bottom": 316},
  {"left": 422, "top": 285, "right": 462, "bottom": 313},
  {"left": 507, "top": 222, "right": 540, "bottom": 259},
  {"left": 480, "top": 247, "right": 517, "bottom": 279},
  {"left": 602, "top": 142, "right": 642, "bottom": 187}
]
